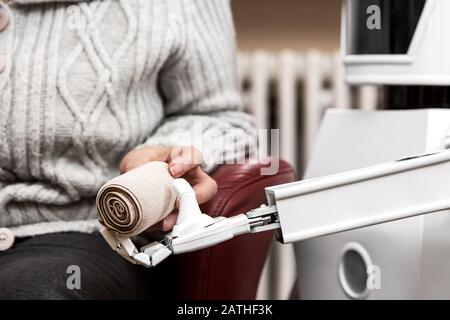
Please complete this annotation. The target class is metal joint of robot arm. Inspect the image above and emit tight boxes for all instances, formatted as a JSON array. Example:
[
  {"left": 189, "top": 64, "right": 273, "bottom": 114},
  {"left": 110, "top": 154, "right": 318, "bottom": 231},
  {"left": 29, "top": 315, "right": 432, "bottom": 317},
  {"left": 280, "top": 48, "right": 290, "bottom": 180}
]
[{"left": 100, "top": 179, "right": 280, "bottom": 268}]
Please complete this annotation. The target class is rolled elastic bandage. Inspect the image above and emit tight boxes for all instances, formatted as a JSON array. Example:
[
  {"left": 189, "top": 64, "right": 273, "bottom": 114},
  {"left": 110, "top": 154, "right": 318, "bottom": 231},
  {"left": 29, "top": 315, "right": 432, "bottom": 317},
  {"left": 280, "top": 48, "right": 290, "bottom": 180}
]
[{"left": 96, "top": 162, "right": 177, "bottom": 236}]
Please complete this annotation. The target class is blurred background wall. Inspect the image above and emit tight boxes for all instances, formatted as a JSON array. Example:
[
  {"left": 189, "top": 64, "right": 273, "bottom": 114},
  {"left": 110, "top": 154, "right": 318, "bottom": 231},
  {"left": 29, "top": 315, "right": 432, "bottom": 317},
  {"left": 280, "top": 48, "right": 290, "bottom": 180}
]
[{"left": 232, "top": 0, "right": 341, "bottom": 52}]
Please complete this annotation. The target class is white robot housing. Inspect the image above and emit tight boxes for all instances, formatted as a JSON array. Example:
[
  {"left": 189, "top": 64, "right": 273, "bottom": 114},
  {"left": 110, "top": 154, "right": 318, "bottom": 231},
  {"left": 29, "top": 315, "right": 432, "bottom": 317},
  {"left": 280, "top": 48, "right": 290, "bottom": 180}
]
[{"left": 296, "top": 0, "right": 450, "bottom": 299}]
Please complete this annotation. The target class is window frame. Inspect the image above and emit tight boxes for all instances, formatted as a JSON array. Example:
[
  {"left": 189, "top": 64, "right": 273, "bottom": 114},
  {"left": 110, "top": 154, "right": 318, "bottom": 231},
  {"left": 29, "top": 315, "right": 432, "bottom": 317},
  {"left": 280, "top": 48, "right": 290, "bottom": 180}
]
[{"left": 341, "top": 0, "right": 437, "bottom": 65}]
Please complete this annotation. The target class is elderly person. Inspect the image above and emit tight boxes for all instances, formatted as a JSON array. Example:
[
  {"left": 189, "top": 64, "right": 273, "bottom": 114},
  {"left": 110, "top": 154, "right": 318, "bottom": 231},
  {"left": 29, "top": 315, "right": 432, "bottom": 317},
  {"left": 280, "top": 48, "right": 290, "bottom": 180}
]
[{"left": 0, "top": 0, "right": 253, "bottom": 299}]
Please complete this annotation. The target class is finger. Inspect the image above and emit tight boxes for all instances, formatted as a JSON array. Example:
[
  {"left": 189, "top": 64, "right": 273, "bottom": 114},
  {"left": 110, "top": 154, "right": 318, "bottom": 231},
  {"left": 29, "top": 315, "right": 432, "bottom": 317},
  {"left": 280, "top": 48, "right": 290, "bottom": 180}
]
[
  {"left": 144, "top": 220, "right": 164, "bottom": 232},
  {"left": 168, "top": 147, "right": 203, "bottom": 178},
  {"left": 120, "top": 147, "right": 171, "bottom": 174},
  {"left": 144, "top": 210, "right": 178, "bottom": 232},
  {"left": 191, "top": 171, "right": 218, "bottom": 204},
  {"left": 161, "top": 211, "right": 179, "bottom": 232},
  {"left": 169, "top": 162, "right": 199, "bottom": 178}
]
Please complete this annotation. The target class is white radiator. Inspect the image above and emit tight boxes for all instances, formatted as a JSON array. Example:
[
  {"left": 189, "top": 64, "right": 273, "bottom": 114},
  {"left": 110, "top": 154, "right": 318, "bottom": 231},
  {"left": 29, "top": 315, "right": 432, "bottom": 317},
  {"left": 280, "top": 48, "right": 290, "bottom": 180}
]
[{"left": 237, "top": 50, "right": 379, "bottom": 300}]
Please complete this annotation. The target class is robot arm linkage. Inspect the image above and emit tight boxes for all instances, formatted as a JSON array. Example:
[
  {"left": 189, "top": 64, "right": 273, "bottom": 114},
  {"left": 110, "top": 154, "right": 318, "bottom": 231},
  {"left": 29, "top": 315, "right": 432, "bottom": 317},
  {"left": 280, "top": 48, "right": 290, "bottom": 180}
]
[{"left": 101, "top": 150, "right": 450, "bottom": 268}]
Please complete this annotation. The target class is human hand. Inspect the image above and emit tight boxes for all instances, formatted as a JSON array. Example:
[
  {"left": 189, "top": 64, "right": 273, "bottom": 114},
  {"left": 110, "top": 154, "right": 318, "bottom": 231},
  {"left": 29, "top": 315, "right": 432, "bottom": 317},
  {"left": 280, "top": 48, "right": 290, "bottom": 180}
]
[{"left": 119, "top": 146, "right": 217, "bottom": 231}]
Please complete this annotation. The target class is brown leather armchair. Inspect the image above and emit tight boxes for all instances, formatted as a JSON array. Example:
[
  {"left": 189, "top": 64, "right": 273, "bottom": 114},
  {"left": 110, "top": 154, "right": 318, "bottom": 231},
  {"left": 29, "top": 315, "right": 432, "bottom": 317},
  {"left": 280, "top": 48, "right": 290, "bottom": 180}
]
[{"left": 170, "top": 159, "right": 297, "bottom": 300}]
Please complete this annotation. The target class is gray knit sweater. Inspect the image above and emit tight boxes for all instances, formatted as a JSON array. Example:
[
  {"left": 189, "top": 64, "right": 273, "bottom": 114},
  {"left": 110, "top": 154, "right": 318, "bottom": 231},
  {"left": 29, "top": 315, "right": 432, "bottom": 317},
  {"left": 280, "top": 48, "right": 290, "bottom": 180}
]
[{"left": 0, "top": 0, "right": 254, "bottom": 237}]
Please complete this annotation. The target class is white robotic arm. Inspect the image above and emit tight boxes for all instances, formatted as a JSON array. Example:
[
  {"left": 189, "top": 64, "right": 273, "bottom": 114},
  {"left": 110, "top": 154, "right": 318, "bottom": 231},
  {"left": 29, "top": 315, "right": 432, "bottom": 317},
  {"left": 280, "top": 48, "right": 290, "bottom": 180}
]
[{"left": 100, "top": 150, "right": 450, "bottom": 268}]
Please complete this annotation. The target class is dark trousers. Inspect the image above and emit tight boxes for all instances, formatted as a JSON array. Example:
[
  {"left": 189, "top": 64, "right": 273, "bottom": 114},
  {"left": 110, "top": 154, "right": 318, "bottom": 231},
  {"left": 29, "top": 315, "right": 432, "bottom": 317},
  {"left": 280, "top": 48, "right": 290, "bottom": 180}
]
[{"left": 0, "top": 232, "right": 171, "bottom": 300}]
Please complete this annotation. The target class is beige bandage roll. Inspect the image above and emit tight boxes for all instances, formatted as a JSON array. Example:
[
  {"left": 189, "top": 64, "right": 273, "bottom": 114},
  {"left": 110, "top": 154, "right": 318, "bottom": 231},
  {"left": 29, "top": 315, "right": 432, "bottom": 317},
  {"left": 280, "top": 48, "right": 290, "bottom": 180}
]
[{"left": 96, "top": 162, "right": 177, "bottom": 236}]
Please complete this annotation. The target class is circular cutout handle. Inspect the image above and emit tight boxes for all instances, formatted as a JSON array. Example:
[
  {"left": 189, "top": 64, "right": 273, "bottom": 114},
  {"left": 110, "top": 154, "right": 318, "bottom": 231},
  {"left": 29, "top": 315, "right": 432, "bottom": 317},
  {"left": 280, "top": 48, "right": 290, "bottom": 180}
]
[{"left": 338, "top": 242, "right": 373, "bottom": 300}]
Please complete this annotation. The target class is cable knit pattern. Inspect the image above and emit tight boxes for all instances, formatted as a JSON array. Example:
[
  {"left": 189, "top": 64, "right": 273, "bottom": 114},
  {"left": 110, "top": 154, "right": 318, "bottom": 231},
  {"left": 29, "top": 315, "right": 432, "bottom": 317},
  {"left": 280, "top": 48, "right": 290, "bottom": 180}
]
[{"left": 0, "top": 0, "right": 255, "bottom": 237}]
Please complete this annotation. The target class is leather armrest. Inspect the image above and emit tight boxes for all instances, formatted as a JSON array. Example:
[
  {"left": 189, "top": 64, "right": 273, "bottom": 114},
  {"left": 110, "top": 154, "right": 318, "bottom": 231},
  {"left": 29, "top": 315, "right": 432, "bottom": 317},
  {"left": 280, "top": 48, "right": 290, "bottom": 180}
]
[{"left": 174, "top": 159, "right": 297, "bottom": 300}]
